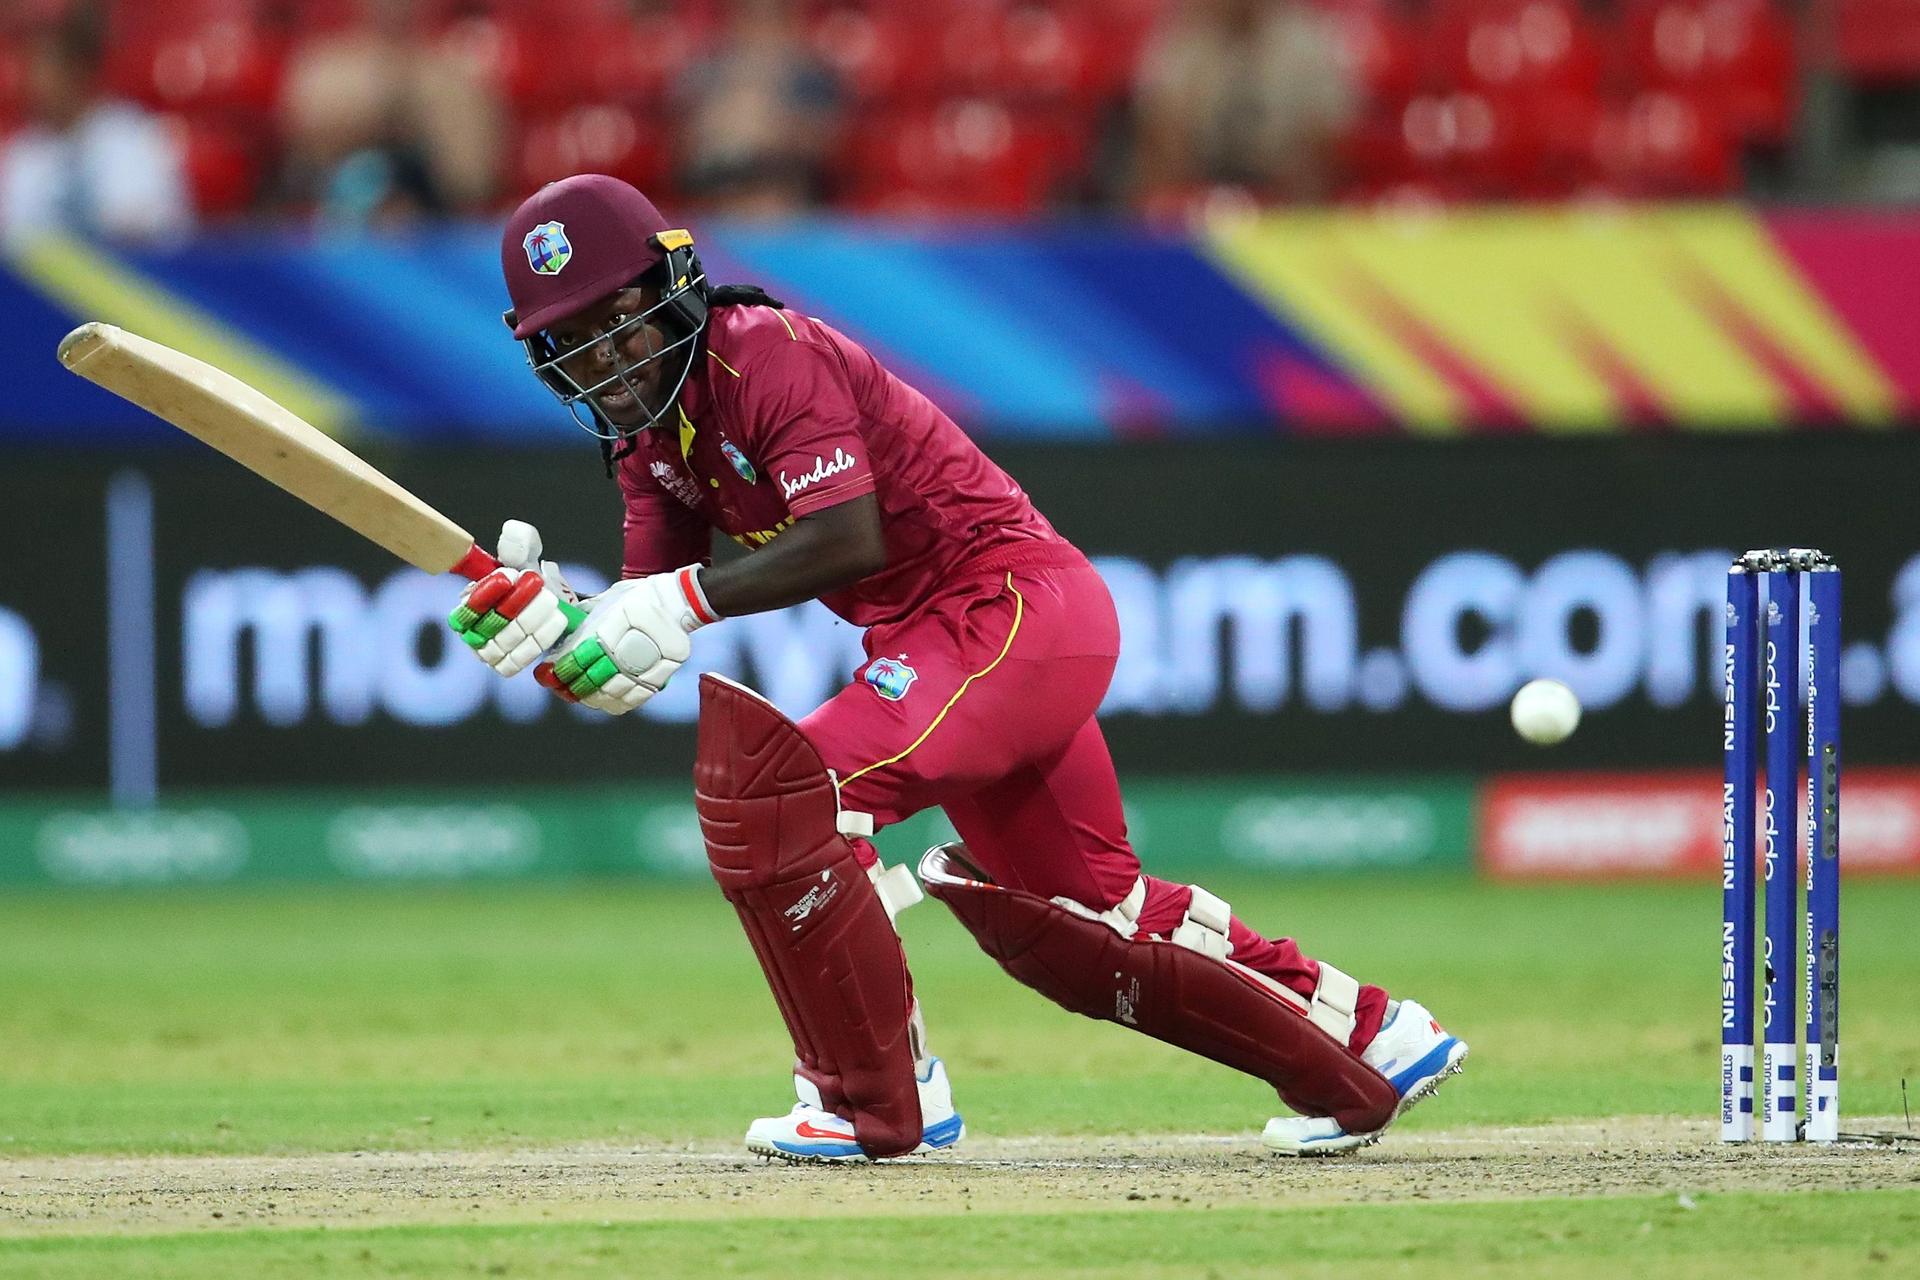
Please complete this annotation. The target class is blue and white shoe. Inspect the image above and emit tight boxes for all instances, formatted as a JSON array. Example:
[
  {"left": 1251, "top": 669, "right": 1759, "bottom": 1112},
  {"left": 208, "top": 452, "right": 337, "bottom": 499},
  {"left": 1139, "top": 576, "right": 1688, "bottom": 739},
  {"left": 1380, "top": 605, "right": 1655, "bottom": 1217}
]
[
  {"left": 745, "top": 1057, "right": 965, "bottom": 1163},
  {"left": 1261, "top": 998, "right": 1468, "bottom": 1157}
]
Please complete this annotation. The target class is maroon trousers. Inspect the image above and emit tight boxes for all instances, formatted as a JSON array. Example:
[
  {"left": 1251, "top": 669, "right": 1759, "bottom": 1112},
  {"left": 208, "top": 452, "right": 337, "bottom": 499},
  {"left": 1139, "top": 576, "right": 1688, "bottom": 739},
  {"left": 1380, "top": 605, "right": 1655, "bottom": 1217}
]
[{"left": 799, "top": 563, "right": 1388, "bottom": 1052}]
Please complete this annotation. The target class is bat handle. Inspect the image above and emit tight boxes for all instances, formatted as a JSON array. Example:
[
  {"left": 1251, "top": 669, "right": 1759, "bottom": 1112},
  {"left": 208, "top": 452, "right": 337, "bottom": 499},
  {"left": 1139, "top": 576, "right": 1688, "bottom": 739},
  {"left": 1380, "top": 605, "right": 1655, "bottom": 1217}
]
[
  {"left": 451, "top": 543, "right": 501, "bottom": 581},
  {"left": 449, "top": 541, "right": 584, "bottom": 635}
]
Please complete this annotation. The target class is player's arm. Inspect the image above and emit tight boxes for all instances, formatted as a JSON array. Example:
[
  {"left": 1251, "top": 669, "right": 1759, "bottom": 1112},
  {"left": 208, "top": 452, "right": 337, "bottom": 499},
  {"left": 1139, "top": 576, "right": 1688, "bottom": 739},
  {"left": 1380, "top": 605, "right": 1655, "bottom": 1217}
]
[
  {"left": 699, "top": 494, "right": 884, "bottom": 617},
  {"left": 527, "top": 480, "right": 882, "bottom": 713},
  {"left": 698, "top": 327, "right": 889, "bottom": 617}
]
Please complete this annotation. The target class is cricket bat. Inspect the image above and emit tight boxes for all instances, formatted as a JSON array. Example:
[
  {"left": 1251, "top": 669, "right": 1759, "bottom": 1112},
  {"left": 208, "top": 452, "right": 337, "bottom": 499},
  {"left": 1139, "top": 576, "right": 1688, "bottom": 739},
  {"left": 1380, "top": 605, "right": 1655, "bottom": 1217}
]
[{"left": 57, "top": 322, "right": 500, "bottom": 581}]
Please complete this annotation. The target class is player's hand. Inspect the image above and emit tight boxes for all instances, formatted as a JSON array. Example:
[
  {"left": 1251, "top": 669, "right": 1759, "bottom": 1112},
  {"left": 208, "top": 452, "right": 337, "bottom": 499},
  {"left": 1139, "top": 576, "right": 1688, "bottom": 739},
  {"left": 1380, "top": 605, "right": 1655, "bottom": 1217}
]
[
  {"left": 447, "top": 566, "right": 584, "bottom": 678},
  {"left": 534, "top": 566, "right": 718, "bottom": 715},
  {"left": 494, "top": 519, "right": 582, "bottom": 604}
]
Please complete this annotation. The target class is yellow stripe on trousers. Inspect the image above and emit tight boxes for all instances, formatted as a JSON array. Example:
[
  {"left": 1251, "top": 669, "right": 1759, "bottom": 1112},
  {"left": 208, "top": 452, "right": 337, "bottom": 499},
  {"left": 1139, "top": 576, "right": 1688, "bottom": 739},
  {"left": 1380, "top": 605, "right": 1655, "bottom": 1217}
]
[{"left": 841, "top": 574, "right": 1026, "bottom": 787}]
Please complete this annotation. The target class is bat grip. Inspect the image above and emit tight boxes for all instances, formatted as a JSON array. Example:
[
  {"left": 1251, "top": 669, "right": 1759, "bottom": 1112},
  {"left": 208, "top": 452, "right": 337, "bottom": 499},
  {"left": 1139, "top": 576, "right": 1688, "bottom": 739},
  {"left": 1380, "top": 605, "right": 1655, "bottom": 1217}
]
[{"left": 451, "top": 543, "right": 501, "bottom": 581}]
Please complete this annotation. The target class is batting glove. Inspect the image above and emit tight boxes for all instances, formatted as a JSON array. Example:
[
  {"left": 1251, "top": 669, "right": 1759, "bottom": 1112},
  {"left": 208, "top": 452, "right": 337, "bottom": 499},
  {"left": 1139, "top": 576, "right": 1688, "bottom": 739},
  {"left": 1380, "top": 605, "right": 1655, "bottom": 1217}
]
[
  {"left": 448, "top": 566, "right": 585, "bottom": 678},
  {"left": 534, "top": 566, "right": 718, "bottom": 715},
  {"left": 495, "top": 519, "right": 582, "bottom": 603}
]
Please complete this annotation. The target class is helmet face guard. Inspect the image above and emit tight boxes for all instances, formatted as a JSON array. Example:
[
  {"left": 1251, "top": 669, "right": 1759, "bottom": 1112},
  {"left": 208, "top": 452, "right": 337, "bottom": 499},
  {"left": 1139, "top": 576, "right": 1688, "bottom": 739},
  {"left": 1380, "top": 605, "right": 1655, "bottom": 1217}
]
[{"left": 507, "top": 231, "right": 710, "bottom": 442}]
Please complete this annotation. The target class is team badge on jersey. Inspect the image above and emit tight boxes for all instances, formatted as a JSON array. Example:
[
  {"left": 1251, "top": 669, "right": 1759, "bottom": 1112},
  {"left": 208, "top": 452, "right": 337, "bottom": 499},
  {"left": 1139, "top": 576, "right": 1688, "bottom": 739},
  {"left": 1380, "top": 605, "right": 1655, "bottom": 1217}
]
[
  {"left": 721, "top": 439, "right": 758, "bottom": 483},
  {"left": 864, "top": 656, "right": 917, "bottom": 702},
  {"left": 524, "top": 221, "right": 572, "bottom": 275}
]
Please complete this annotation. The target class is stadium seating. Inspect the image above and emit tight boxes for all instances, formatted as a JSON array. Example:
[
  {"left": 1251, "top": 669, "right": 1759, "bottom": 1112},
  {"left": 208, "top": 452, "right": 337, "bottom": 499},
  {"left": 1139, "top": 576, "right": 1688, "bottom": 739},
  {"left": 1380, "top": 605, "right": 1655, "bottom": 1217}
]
[
  {"left": 1836, "top": 0, "right": 1920, "bottom": 83},
  {"left": 0, "top": 0, "right": 1823, "bottom": 216}
]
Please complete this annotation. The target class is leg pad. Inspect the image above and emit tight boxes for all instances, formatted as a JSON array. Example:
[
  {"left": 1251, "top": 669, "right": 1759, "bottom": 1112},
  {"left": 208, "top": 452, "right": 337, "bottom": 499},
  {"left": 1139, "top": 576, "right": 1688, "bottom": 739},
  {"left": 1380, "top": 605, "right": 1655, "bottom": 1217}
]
[
  {"left": 921, "top": 843, "right": 1396, "bottom": 1134},
  {"left": 696, "top": 674, "right": 922, "bottom": 1158}
]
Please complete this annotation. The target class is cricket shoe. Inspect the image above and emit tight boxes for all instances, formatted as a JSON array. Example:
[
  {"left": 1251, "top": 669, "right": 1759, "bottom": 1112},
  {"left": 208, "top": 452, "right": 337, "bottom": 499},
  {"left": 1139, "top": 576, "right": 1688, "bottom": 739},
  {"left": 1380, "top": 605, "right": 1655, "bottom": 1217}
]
[
  {"left": 745, "top": 1057, "right": 965, "bottom": 1164},
  {"left": 1260, "top": 998, "right": 1468, "bottom": 1157}
]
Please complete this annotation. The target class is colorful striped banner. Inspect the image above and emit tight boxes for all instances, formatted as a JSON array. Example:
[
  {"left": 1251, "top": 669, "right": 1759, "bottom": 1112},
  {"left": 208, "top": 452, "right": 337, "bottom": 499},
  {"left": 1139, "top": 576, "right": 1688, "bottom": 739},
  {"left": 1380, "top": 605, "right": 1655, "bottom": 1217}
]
[{"left": 4, "top": 208, "right": 1916, "bottom": 441}]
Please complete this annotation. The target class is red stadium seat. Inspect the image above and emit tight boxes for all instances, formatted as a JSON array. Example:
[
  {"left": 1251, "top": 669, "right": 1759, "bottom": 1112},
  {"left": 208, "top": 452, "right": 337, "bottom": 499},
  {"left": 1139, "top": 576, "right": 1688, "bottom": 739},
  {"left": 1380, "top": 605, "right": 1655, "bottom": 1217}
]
[
  {"left": 504, "top": 0, "right": 705, "bottom": 110},
  {"left": 1615, "top": 0, "right": 1793, "bottom": 144},
  {"left": 578, "top": 5, "right": 710, "bottom": 106},
  {"left": 106, "top": 21, "right": 286, "bottom": 115},
  {"left": 166, "top": 112, "right": 267, "bottom": 217},
  {"left": 910, "top": 0, "right": 1098, "bottom": 103},
  {"left": 515, "top": 102, "right": 673, "bottom": 196},
  {"left": 1073, "top": 0, "right": 1162, "bottom": 103},
  {"left": 839, "top": 97, "right": 1071, "bottom": 214},
  {"left": 1404, "top": 91, "right": 1529, "bottom": 194},
  {"left": 1589, "top": 88, "right": 1737, "bottom": 196},
  {"left": 999, "top": 1, "right": 1092, "bottom": 100},
  {"left": 281, "top": 0, "right": 366, "bottom": 36},
  {"left": 0, "top": 37, "right": 25, "bottom": 132},
  {"left": 1835, "top": 0, "right": 1920, "bottom": 82},
  {"left": 1446, "top": 0, "right": 1600, "bottom": 98},
  {"left": 1328, "top": 3, "right": 1422, "bottom": 110},
  {"left": 810, "top": 0, "right": 1130, "bottom": 106},
  {"left": 108, "top": 0, "right": 263, "bottom": 39},
  {"left": 1329, "top": 0, "right": 1612, "bottom": 201},
  {"left": 809, "top": 2, "right": 932, "bottom": 103}
]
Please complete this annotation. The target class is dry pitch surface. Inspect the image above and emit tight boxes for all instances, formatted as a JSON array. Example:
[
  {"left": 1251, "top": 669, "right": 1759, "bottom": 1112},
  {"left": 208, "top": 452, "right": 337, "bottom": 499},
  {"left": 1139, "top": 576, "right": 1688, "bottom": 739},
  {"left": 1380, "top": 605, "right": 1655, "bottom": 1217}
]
[{"left": 5, "top": 1118, "right": 1916, "bottom": 1238}]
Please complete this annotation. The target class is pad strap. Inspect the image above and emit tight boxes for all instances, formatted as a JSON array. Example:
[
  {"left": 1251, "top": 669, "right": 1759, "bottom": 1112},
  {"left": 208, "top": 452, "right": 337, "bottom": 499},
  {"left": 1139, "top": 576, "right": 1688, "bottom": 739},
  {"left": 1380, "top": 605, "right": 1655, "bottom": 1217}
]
[
  {"left": 1307, "top": 962, "right": 1361, "bottom": 1046},
  {"left": 1051, "top": 876, "right": 1146, "bottom": 938},
  {"left": 833, "top": 808, "right": 923, "bottom": 925},
  {"left": 869, "top": 863, "right": 924, "bottom": 924},
  {"left": 1170, "top": 885, "right": 1233, "bottom": 960}
]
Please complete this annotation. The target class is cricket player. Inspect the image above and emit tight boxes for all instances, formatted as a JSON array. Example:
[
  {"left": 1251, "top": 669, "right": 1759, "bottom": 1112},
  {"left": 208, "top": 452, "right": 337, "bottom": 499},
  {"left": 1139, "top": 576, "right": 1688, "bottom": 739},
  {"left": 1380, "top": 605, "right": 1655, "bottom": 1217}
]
[{"left": 453, "top": 174, "right": 1467, "bottom": 1161}]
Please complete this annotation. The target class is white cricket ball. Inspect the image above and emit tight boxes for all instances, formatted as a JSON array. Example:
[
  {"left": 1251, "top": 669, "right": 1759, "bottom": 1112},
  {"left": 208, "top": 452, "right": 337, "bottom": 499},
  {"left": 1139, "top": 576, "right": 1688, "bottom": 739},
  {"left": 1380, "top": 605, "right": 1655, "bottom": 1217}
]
[{"left": 1510, "top": 678, "right": 1581, "bottom": 745}]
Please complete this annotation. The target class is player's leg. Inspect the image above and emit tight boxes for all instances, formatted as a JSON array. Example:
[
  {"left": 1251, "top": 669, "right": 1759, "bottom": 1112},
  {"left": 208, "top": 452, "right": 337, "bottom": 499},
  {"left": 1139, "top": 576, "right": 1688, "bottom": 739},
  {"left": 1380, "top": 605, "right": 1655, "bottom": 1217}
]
[
  {"left": 921, "top": 577, "right": 1467, "bottom": 1150},
  {"left": 694, "top": 674, "right": 957, "bottom": 1164},
  {"left": 931, "top": 716, "right": 1422, "bottom": 1130},
  {"left": 941, "top": 715, "right": 1388, "bottom": 1047},
  {"left": 726, "top": 586, "right": 1040, "bottom": 1163}
]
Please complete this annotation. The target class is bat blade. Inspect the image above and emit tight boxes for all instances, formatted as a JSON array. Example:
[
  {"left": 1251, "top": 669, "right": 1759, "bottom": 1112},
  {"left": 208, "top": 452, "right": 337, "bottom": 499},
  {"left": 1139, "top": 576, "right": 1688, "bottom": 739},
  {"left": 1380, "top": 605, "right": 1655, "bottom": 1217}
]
[{"left": 58, "top": 322, "right": 495, "bottom": 579}]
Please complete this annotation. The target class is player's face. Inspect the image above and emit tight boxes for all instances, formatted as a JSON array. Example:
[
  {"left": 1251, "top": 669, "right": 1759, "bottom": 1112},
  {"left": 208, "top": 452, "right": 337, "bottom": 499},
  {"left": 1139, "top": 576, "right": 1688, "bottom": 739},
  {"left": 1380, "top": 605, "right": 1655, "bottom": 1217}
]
[{"left": 546, "top": 284, "right": 670, "bottom": 427}]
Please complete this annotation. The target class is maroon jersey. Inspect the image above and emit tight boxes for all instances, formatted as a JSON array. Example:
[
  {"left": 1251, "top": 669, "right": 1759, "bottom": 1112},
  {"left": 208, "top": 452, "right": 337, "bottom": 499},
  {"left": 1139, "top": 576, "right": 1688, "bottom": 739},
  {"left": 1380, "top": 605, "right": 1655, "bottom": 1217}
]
[{"left": 617, "top": 305, "right": 1085, "bottom": 626}]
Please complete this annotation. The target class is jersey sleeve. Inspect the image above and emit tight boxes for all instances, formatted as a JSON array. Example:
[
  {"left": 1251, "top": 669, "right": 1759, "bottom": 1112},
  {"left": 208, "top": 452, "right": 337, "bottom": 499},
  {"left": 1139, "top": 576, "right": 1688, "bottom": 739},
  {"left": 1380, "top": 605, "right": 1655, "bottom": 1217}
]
[
  {"left": 742, "top": 333, "right": 876, "bottom": 518},
  {"left": 617, "top": 462, "right": 712, "bottom": 579}
]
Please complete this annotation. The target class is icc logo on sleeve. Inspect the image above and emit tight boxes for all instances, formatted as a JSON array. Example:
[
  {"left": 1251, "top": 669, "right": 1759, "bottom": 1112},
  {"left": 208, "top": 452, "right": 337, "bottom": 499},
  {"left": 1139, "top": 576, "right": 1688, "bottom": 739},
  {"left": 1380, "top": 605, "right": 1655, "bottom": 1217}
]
[
  {"left": 864, "top": 656, "right": 917, "bottom": 702},
  {"left": 524, "top": 222, "right": 572, "bottom": 275}
]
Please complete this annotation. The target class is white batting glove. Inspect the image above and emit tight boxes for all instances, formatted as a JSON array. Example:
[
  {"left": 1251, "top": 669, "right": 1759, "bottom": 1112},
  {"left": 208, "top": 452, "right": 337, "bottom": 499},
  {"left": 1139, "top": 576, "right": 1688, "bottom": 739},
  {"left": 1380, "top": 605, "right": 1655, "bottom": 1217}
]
[
  {"left": 448, "top": 565, "right": 582, "bottom": 678},
  {"left": 534, "top": 566, "right": 718, "bottom": 714},
  {"left": 495, "top": 519, "right": 582, "bottom": 604}
]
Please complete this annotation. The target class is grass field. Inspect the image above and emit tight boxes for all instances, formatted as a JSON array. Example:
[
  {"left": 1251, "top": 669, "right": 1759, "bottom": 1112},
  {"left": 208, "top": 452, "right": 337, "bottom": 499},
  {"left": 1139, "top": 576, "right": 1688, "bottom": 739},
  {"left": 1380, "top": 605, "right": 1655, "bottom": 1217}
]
[{"left": 2, "top": 874, "right": 1917, "bottom": 1277}]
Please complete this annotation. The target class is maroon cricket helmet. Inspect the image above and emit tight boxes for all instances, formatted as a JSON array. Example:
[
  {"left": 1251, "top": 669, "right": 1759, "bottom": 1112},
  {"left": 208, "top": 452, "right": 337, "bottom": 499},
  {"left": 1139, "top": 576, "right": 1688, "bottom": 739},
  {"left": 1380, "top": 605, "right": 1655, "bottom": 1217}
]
[{"left": 502, "top": 174, "right": 673, "bottom": 339}]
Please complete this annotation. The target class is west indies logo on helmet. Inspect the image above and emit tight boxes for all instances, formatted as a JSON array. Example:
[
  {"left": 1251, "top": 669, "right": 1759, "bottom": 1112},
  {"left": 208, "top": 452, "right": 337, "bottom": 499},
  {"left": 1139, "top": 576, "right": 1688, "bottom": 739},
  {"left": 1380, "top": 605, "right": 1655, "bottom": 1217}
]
[
  {"left": 501, "top": 175, "right": 711, "bottom": 451},
  {"left": 522, "top": 221, "right": 572, "bottom": 275}
]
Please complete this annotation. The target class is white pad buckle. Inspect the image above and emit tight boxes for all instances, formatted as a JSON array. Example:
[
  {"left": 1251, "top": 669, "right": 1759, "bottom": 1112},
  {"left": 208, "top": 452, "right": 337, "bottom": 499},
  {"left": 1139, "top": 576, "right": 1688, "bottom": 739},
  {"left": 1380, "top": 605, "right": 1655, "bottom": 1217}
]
[
  {"left": 868, "top": 863, "right": 923, "bottom": 925},
  {"left": 1306, "top": 962, "right": 1361, "bottom": 1046},
  {"left": 1051, "top": 876, "right": 1146, "bottom": 939},
  {"left": 1170, "top": 884, "right": 1234, "bottom": 960},
  {"left": 831, "top": 807, "right": 920, "bottom": 926}
]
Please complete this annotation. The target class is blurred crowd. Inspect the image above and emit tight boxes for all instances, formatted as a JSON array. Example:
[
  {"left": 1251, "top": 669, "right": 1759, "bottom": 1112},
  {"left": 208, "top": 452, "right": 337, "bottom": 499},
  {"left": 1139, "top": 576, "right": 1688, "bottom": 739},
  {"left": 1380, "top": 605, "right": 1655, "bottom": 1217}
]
[{"left": 0, "top": 0, "right": 1913, "bottom": 240}]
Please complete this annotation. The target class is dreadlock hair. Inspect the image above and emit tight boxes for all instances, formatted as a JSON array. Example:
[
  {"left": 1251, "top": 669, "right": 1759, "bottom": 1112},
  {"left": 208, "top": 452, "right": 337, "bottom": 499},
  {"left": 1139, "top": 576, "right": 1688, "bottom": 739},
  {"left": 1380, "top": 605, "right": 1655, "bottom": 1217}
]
[
  {"left": 596, "top": 283, "right": 787, "bottom": 477},
  {"left": 708, "top": 284, "right": 784, "bottom": 309}
]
